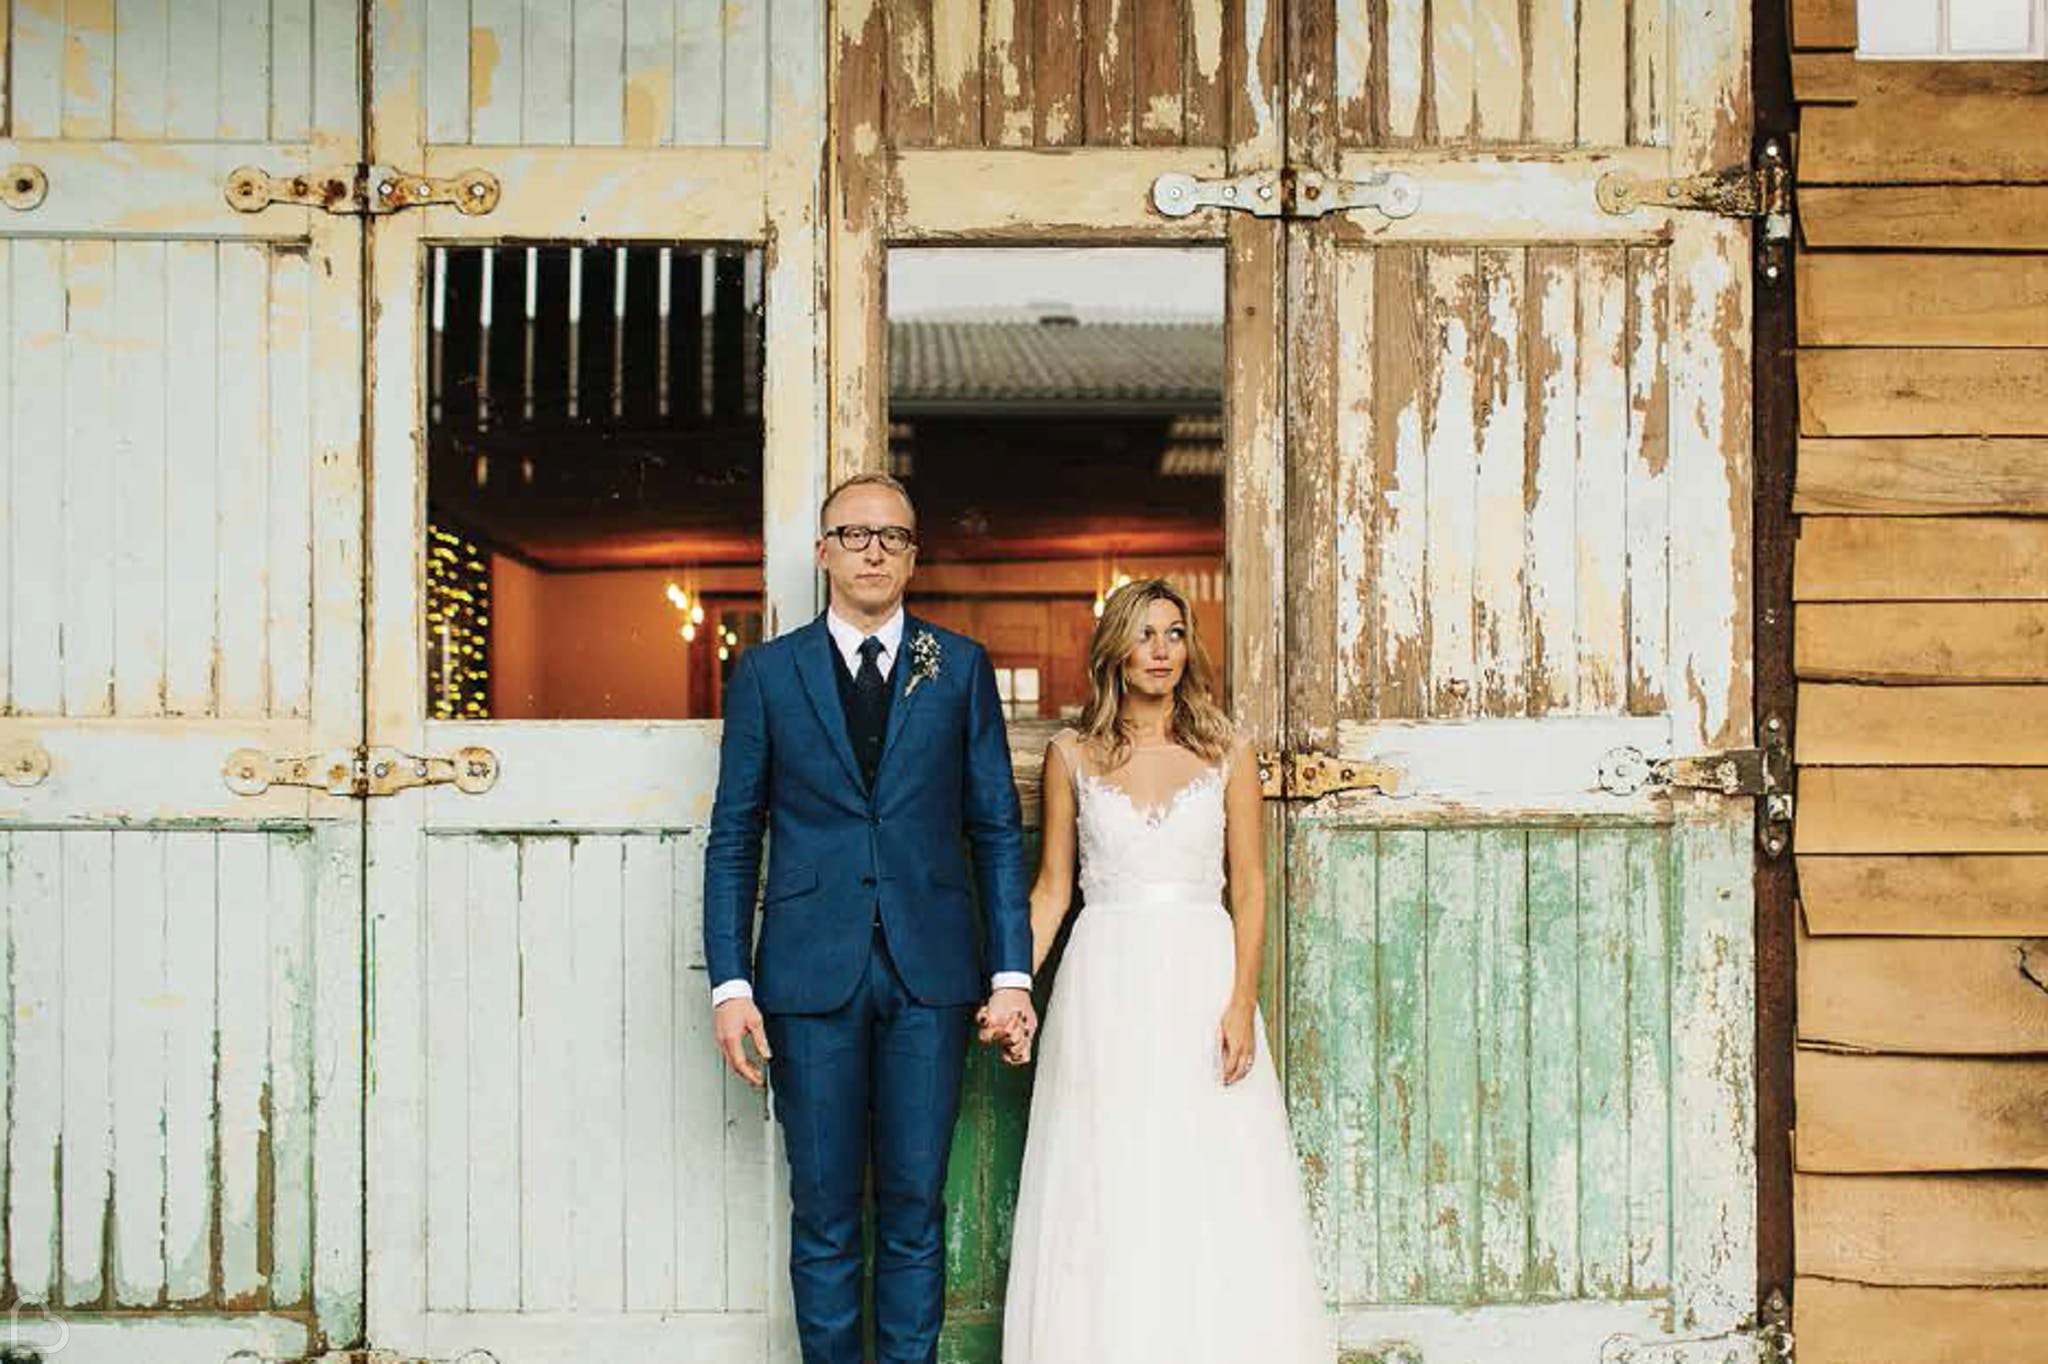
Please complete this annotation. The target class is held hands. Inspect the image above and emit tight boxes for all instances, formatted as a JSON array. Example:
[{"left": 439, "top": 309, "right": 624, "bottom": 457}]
[
  {"left": 1218, "top": 995, "right": 1257, "bottom": 1086},
  {"left": 714, "top": 997, "right": 773, "bottom": 1087},
  {"left": 976, "top": 987, "right": 1038, "bottom": 1067}
]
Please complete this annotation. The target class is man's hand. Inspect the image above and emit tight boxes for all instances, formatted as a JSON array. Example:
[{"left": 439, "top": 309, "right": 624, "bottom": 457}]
[
  {"left": 976, "top": 987, "right": 1038, "bottom": 1067},
  {"left": 714, "top": 997, "right": 772, "bottom": 1087}
]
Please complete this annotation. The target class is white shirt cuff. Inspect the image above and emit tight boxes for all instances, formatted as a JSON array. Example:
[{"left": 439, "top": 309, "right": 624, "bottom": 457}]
[
  {"left": 990, "top": 971, "right": 1033, "bottom": 993},
  {"left": 711, "top": 979, "right": 754, "bottom": 1007}
]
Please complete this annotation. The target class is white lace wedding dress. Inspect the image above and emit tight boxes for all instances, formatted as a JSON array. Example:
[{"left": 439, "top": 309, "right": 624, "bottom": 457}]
[{"left": 1002, "top": 735, "right": 1334, "bottom": 1364}]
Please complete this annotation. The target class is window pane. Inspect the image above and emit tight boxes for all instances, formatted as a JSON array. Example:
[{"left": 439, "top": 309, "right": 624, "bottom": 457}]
[
  {"left": 1950, "top": 0, "right": 2035, "bottom": 51},
  {"left": 887, "top": 247, "right": 1227, "bottom": 723},
  {"left": 424, "top": 243, "right": 765, "bottom": 720},
  {"left": 1857, "top": 0, "right": 1940, "bottom": 53}
]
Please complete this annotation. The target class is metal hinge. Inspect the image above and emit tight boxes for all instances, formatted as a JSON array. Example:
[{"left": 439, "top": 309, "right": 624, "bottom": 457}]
[
  {"left": 1595, "top": 139, "right": 1792, "bottom": 242},
  {"left": 1598, "top": 714, "right": 1794, "bottom": 856},
  {"left": 222, "top": 743, "right": 501, "bottom": 799},
  {"left": 1258, "top": 749, "right": 1403, "bottom": 801},
  {"left": 225, "top": 164, "right": 501, "bottom": 217},
  {"left": 1152, "top": 167, "right": 1421, "bottom": 222}
]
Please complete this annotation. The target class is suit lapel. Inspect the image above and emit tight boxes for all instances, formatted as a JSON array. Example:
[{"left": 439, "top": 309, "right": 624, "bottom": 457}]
[
  {"left": 877, "top": 614, "right": 930, "bottom": 779},
  {"left": 792, "top": 615, "right": 865, "bottom": 793}
]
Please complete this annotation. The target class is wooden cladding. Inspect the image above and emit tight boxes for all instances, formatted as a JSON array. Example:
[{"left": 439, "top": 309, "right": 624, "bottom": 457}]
[
  {"left": 1794, "top": 1280, "right": 2048, "bottom": 1364},
  {"left": 1798, "top": 62, "right": 2048, "bottom": 185}
]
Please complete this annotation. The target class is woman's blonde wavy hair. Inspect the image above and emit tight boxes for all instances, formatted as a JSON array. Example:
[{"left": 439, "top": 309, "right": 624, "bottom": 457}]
[{"left": 1076, "top": 578, "right": 1233, "bottom": 770}]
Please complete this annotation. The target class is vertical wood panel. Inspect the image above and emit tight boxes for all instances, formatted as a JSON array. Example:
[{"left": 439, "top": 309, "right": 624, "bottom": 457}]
[
  {"left": 164, "top": 0, "right": 224, "bottom": 138},
  {"left": 1525, "top": 249, "right": 1578, "bottom": 714},
  {"left": 9, "top": 833, "right": 61, "bottom": 1301},
  {"left": 574, "top": 0, "right": 628, "bottom": 146},
  {"left": 1377, "top": 829, "right": 1429, "bottom": 1299},
  {"left": 161, "top": 836, "right": 217, "bottom": 1302},
  {"left": 1473, "top": 247, "right": 1527, "bottom": 715},
  {"left": 1577, "top": 0, "right": 1626, "bottom": 145},
  {"left": 1473, "top": 0, "right": 1520, "bottom": 140},
  {"left": 61, "top": 831, "right": 114, "bottom": 1302},
  {"left": 216, "top": 247, "right": 268, "bottom": 718},
  {"left": 674, "top": 0, "right": 724, "bottom": 143},
  {"left": 267, "top": 835, "right": 314, "bottom": 1307},
  {"left": 1630, "top": 0, "right": 1668, "bottom": 146},
  {"left": 1576, "top": 830, "right": 1630, "bottom": 1295},
  {"left": 888, "top": 0, "right": 936, "bottom": 145},
  {"left": 111, "top": 832, "right": 169, "bottom": 1304},
  {"left": 519, "top": 837, "right": 576, "bottom": 1310},
  {"left": 113, "top": 242, "right": 169, "bottom": 716},
  {"left": 1084, "top": 0, "right": 1136, "bottom": 143},
  {"left": 469, "top": 0, "right": 524, "bottom": 143},
  {"left": 1525, "top": 0, "right": 1574, "bottom": 142},
  {"left": 425, "top": 0, "right": 474, "bottom": 143},
  {"left": 1625, "top": 247, "right": 1670, "bottom": 714},
  {"left": 1476, "top": 829, "right": 1530, "bottom": 1296},
  {"left": 1335, "top": 0, "right": 1373, "bottom": 142},
  {"left": 1134, "top": 0, "right": 1182, "bottom": 143},
  {"left": 114, "top": 0, "right": 171, "bottom": 138},
  {"left": 522, "top": 0, "right": 575, "bottom": 144},
  {"left": 1527, "top": 829, "right": 1579, "bottom": 1296},
  {"left": 1184, "top": 0, "right": 1225, "bottom": 142},
  {"left": 266, "top": 250, "right": 313, "bottom": 720},
  {"left": 1425, "top": 250, "right": 1478, "bottom": 718},
  {"left": 11, "top": 0, "right": 64, "bottom": 138},
  {"left": 216, "top": 834, "right": 267, "bottom": 1303},
  {"left": 1575, "top": 248, "right": 1629, "bottom": 712},
  {"left": 931, "top": 0, "right": 985, "bottom": 144},
  {"left": 65, "top": 0, "right": 117, "bottom": 139},
  {"left": 1036, "top": 0, "right": 1084, "bottom": 143},
  {"left": 1335, "top": 249, "right": 1378, "bottom": 717},
  {"left": 1376, "top": 247, "right": 1429, "bottom": 717},
  {"left": 984, "top": 0, "right": 1036, "bottom": 145},
  {"left": 8, "top": 244, "right": 61, "bottom": 713},
  {"left": 722, "top": 0, "right": 769, "bottom": 143},
  {"left": 1425, "top": 831, "right": 1480, "bottom": 1298},
  {"left": 0, "top": 842, "right": 9, "bottom": 1292},
  {"left": 64, "top": 242, "right": 117, "bottom": 718},
  {"left": 675, "top": 831, "right": 724, "bottom": 1308},
  {"left": 269, "top": 0, "right": 313, "bottom": 140},
  {"left": 424, "top": 838, "right": 470, "bottom": 1309},
  {"left": 1385, "top": 0, "right": 1424, "bottom": 141},
  {"left": 623, "top": 838, "right": 678, "bottom": 1309},
  {"left": 621, "top": 0, "right": 675, "bottom": 146},
  {"left": 1626, "top": 829, "right": 1671, "bottom": 1293},
  {"left": 571, "top": 837, "right": 629, "bottom": 1310},
  {"left": 1430, "top": 0, "right": 1475, "bottom": 140},
  {"left": 216, "top": 0, "right": 271, "bottom": 140},
  {"left": 467, "top": 839, "right": 521, "bottom": 1311},
  {"left": 164, "top": 245, "right": 220, "bottom": 715}
]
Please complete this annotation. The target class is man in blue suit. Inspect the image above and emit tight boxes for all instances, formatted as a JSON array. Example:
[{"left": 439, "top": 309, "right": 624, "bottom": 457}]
[{"left": 704, "top": 471, "right": 1037, "bottom": 1364}]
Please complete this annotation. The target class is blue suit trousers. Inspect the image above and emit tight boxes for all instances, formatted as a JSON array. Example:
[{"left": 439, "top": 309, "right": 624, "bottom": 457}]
[{"left": 765, "top": 928, "right": 971, "bottom": 1364}]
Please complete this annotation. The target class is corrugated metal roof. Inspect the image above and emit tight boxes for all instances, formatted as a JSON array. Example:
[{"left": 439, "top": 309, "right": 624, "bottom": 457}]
[{"left": 889, "top": 316, "right": 1224, "bottom": 409}]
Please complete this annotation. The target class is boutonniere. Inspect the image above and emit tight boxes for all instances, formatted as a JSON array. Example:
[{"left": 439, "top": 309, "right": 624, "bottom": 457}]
[{"left": 905, "top": 629, "right": 942, "bottom": 697}]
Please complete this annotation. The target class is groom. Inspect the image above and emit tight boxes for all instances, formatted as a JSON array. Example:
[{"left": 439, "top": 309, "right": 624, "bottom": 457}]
[{"left": 703, "top": 471, "right": 1038, "bottom": 1364}]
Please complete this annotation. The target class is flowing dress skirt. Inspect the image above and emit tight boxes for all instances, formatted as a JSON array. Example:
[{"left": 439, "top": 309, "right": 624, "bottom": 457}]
[{"left": 1001, "top": 894, "right": 1334, "bottom": 1364}]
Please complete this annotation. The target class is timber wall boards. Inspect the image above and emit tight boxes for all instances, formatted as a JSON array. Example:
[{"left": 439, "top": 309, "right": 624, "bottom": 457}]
[{"left": 1788, "top": 3, "right": 2048, "bottom": 1362}]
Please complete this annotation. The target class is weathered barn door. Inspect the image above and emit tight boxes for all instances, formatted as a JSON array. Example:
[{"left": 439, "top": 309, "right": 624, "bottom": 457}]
[
  {"left": 0, "top": 3, "right": 366, "bottom": 1361},
  {"left": 362, "top": 1, "right": 826, "bottom": 1359},
  {"left": 1280, "top": 2, "right": 1759, "bottom": 1359}
]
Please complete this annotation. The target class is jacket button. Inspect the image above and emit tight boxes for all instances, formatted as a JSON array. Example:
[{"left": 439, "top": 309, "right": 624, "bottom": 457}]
[{"left": 861, "top": 875, "right": 877, "bottom": 888}]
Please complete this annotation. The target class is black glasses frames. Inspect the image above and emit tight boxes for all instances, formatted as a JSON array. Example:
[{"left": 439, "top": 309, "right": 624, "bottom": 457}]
[{"left": 823, "top": 524, "right": 918, "bottom": 554}]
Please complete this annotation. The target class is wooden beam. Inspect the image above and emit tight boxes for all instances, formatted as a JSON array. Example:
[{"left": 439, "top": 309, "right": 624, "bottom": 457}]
[
  {"left": 1798, "top": 684, "right": 2048, "bottom": 765},
  {"left": 1799, "top": 933, "right": 2048, "bottom": 1054},
  {"left": 1800, "top": 854, "right": 2048, "bottom": 936},
  {"left": 1789, "top": 0, "right": 1855, "bottom": 51},
  {"left": 1795, "top": 602, "right": 2048, "bottom": 683},
  {"left": 1800, "top": 349, "right": 2048, "bottom": 438},
  {"left": 1791, "top": 51, "right": 1857, "bottom": 104},
  {"left": 888, "top": 147, "right": 1228, "bottom": 239},
  {"left": 1800, "top": 187, "right": 2048, "bottom": 251},
  {"left": 1798, "top": 768, "right": 2048, "bottom": 854},
  {"left": 1795, "top": 437, "right": 2048, "bottom": 515},
  {"left": 1798, "top": 255, "right": 2048, "bottom": 348},
  {"left": 1797, "top": 1050, "right": 2048, "bottom": 1172},
  {"left": 1797, "top": 1174, "right": 2048, "bottom": 1285},
  {"left": 1794, "top": 517, "right": 2048, "bottom": 601},
  {"left": 1802, "top": 74, "right": 2048, "bottom": 184},
  {"left": 1796, "top": 1279, "right": 2048, "bottom": 1364}
]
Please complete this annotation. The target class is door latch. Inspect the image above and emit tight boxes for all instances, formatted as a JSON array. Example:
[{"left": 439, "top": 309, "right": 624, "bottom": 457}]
[
  {"left": 226, "top": 164, "right": 501, "bottom": 217},
  {"left": 1595, "top": 139, "right": 1792, "bottom": 242},
  {"left": 1258, "top": 749, "right": 1402, "bottom": 801},
  {"left": 1152, "top": 167, "right": 1421, "bottom": 222},
  {"left": 1598, "top": 715, "right": 1794, "bottom": 856},
  {"left": 222, "top": 744, "right": 500, "bottom": 799}
]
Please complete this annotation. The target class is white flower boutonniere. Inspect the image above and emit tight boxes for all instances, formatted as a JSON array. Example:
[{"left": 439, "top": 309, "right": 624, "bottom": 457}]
[{"left": 905, "top": 629, "right": 942, "bottom": 697}]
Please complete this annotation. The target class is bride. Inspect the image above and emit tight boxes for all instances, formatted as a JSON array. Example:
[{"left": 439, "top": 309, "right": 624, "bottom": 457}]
[{"left": 984, "top": 577, "right": 1333, "bottom": 1363}]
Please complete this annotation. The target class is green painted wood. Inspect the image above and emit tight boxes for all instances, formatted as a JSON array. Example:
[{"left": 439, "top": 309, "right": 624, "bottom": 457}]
[
  {"left": 1476, "top": 829, "right": 1530, "bottom": 1299},
  {"left": 1626, "top": 828, "right": 1673, "bottom": 1295},
  {"left": 1376, "top": 830, "right": 1431, "bottom": 1301},
  {"left": 1425, "top": 830, "right": 1481, "bottom": 1300},
  {"left": 1577, "top": 829, "right": 1632, "bottom": 1297},
  {"left": 1527, "top": 829, "right": 1582, "bottom": 1298}
]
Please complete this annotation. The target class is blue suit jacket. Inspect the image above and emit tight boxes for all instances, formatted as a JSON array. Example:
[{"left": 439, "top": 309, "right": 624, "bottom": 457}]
[{"left": 702, "top": 612, "right": 1032, "bottom": 1014}]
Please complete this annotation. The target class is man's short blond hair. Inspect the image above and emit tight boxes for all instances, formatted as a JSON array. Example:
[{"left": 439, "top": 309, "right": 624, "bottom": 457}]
[{"left": 820, "top": 471, "right": 916, "bottom": 530}]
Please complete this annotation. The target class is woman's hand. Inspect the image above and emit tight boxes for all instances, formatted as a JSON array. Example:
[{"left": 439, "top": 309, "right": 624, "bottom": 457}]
[{"left": 1218, "top": 995, "right": 1257, "bottom": 1085}]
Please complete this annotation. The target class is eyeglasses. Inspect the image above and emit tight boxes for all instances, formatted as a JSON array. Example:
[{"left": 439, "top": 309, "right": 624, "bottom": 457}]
[{"left": 823, "top": 524, "right": 917, "bottom": 554}]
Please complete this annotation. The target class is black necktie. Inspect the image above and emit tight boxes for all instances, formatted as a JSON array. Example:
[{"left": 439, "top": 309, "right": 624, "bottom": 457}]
[
  {"left": 856, "top": 637, "right": 886, "bottom": 696},
  {"left": 852, "top": 637, "right": 888, "bottom": 789}
]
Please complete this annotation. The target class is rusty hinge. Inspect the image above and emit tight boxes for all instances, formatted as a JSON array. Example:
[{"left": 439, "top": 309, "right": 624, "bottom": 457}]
[
  {"left": 1258, "top": 749, "right": 1403, "bottom": 801},
  {"left": 1595, "top": 139, "right": 1792, "bottom": 241},
  {"left": 1598, "top": 714, "right": 1794, "bottom": 856},
  {"left": 1151, "top": 167, "right": 1421, "bottom": 222},
  {"left": 222, "top": 743, "right": 500, "bottom": 799},
  {"left": 225, "top": 164, "right": 501, "bottom": 217}
]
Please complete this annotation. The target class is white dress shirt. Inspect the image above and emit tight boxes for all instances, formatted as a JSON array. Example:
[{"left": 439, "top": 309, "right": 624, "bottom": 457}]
[{"left": 711, "top": 605, "right": 1032, "bottom": 1008}]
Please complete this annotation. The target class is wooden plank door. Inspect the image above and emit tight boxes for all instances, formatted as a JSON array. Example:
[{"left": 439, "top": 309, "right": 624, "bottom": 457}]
[
  {"left": 1279, "top": 1, "right": 1759, "bottom": 1358},
  {"left": 0, "top": 3, "right": 366, "bottom": 1361},
  {"left": 363, "top": 1, "right": 826, "bottom": 1360}
]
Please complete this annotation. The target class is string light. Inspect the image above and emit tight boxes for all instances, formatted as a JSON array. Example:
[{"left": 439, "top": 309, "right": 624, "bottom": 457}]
[{"left": 427, "top": 522, "right": 491, "bottom": 719}]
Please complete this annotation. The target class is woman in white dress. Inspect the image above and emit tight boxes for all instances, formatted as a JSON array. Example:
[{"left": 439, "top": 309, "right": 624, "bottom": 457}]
[{"left": 986, "top": 577, "right": 1333, "bottom": 1364}]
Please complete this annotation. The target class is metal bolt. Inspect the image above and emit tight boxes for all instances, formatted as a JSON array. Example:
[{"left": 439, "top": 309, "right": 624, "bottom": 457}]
[
  {"left": 374, "top": 760, "right": 392, "bottom": 778},
  {"left": 1764, "top": 836, "right": 1786, "bottom": 855},
  {"left": 1222, "top": 186, "right": 1237, "bottom": 200},
  {"left": 1258, "top": 183, "right": 1274, "bottom": 200},
  {"left": 378, "top": 179, "right": 397, "bottom": 199},
  {"left": 1763, "top": 263, "right": 1781, "bottom": 280},
  {"left": 469, "top": 180, "right": 489, "bottom": 199},
  {"left": 415, "top": 760, "right": 430, "bottom": 776}
]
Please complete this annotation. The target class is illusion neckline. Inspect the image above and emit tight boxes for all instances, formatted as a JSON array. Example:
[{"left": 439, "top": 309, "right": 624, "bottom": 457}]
[{"left": 1076, "top": 763, "right": 1225, "bottom": 829}]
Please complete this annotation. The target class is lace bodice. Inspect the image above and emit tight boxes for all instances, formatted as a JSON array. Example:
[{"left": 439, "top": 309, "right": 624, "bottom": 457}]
[{"left": 1057, "top": 733, "right": 1230, "bottom": 906}]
